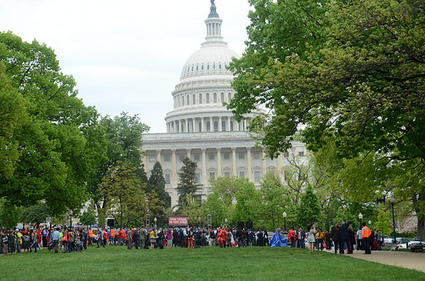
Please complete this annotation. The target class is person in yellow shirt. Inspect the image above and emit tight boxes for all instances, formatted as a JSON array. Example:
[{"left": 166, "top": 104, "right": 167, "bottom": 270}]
[
  {"left": 315, "top": 229, "right": 324, "bottom": 251},
  {"left": 16, "top": 230, "right": 23, "bottom": 253}
]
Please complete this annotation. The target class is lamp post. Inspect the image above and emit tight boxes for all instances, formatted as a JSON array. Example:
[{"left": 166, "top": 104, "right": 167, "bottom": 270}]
[
  {"left": 283, "top": 212, "right": 287, "bottom": 232},
  {"left": 154, "top": 217, "right": 157, "bottom": 230},
  {"left": 389, "top": 197, "right": 396, "bottom": 245}
]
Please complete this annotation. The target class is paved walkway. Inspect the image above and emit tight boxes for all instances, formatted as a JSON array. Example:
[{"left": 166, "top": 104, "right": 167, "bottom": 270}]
[{"left": 345, "top": 250, "right": 425, "bottom": 273}]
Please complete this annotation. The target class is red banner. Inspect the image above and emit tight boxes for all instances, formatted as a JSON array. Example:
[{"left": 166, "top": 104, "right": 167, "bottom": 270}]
[{"left": 168, "top": 216, "right": 188, "bottom": 226}]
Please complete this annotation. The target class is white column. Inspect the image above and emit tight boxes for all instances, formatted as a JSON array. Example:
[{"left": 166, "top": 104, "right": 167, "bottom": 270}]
[
  {"left": 202, "top": 148, "right": 207, "bottom": 184},
  {"left": 262, "top": 149, "right": 267, "bottom": 176},
  {"left": 247, "top": 147, "right": 252, "bottom": 181},
  {"left": 219, "top": 117, "right": 222, "bottom": 131},
  {"left": 232, "top": 147, "right": 237, "bottom": 176},
  {"left": 209, "top": 117, "right": 213, "bottom": 132},
  {"left": 200, "top": 118, "right": 204, "bottom": 132},
  {"left": 172, "top": 149, "right": 177, "bottom": 183},
  {"left": 156, "top": 149, "right": 161, "bottom": 163},
  {"left": 217, "top": 148, "right": 222, "bottom": 177},
  {"left": 227, "top": 117, "right": 231, "bottom": 132}
]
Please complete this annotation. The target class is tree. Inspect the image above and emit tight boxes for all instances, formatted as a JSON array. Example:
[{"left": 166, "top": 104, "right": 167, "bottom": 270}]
[
  {"left": 0, "top": 32, "right": 106, "bottom": 214},
  {"left": 176, "top": 157, "right": 202, "bottom": 207},
  {"left": 231, "top": 181, "right": 259, "bottom": 225},
  {"left": 178, "top": 194, "right": 205, "bottom": 227},
  {"left": 0, "top": 61, "right": 27, "bottom": 179},
  {"left": 204, "top": 192, "right": 227, "bottom": 228},
  {"left": 258, "top": 171, "right": 290, "bottom": 230},
  {"left": 79, "top": 207, "right": 97, "bottom": 227},
  {"left": 296, "top": 185, "right": 322, "bottom": 229},
  {"left": 209, "top": 176, "right": 254, "bottom": 217},
  {"left": 20, "top": 202, "right": 52, "bottom": 227},
  {"left": 101, "top": 162, "right": 147, "bottom": 228},
  {"left": 87, "top": 112, "right": 150, "bottom": 222},
  {"left": 148, "top": 161, "right": 171, "bottom": 208},
  {"left": 0, "top": 198, "right": 21, "bottom": 228},
  {"left": 228, "top": 0, "right": 425, "bottom": 239}
]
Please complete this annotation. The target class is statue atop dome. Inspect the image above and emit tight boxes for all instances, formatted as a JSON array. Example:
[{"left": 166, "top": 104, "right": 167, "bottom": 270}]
[{"left": 208, "top": 0, "right": 219, "bottom": 18}]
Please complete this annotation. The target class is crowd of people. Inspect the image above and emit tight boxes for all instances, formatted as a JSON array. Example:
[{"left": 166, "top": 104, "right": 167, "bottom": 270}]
[
  {"left": 0, "top": 226, "right": 271, "bottom": 254},
  {"left": 286, "top": 221, "right": 383, "bottom": 254},
  {"left": 0, "top": 221, "right": 383, "bottom": 255}
]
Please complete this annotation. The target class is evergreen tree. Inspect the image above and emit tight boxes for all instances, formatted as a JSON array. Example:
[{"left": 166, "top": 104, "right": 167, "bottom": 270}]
[
  {"left": 148, "top": 161, "right": 171, "bottom": 208},
  {"left": 177, "top": 157, "right": 202, "bottom": 207},
  {"left": 296, "top": 185, "right": 322, "bottom": 229}
]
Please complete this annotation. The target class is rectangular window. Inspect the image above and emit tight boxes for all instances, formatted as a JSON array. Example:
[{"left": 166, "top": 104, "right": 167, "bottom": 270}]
[
  {"left": 179, "top": 155, "right": 185, "bottom": 161},
  {"left": 254, "top": 171, "right": 260, "bottom": 183},
  {"left": 298, "top": 151, "right": 305, "bottom": 157},
  {"left": 209, "top": 153, "right": 215, "bottom": 160},
  {"left": 239, "top": 171, "right": 245, "bottom": 178},
  {"left": 253, "top": 152, "right": 260, "bottom": 159},
  {"left": 165, "top": 174, "right": 171, "bottom": 184},
  {"left": 224, "top": 172, "right": 231, "bottom": 177},
  {"left": 239, "top": 153, "right": 245, "bottom": 160},
  {"left": 224, "top": 153, "right": 230, "bottom": 160},
  {"left": 194, "top": 154, "right": 200, "bottom": 161},
  {"left": 164, "top": 155, "right": 170, "bottom": 162},
  {"left": 195, "top": 173, "right": 201, "bottom": 184},
  {"left": 209, "top": 172, "right": 215, "bottom": 180}
]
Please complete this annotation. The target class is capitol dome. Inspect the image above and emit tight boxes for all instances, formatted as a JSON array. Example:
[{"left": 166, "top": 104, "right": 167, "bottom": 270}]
[{"left": 165, "top": 1, "right": 253, "bottom": 134}]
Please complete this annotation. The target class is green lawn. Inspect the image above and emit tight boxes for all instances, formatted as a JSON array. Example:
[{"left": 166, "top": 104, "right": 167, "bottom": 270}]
[{"left": 1, "top": 246, "right": 424, "bottom": 280}]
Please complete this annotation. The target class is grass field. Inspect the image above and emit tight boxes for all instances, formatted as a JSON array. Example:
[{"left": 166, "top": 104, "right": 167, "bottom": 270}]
[{"left": 1, "top": 246, "right": 425, "bottom": 280}]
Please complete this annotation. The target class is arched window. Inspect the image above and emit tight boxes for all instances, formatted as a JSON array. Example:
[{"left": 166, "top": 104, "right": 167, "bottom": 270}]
[
  {"left": 199, "top": 94, "right": 202, "bottom": 104},
  {"left": 214, "top": 121, "right": 218, "bottom": 132},
  {"left": 206, "top": 121, "right": 211, "bottom": 132},
  {"left": 230, "top": 121, "right": 233, "bottom": 131},
  {"left": 182, "top": 96, "right": 184, "bottom": 106},
  {"left": 206, "top": 93, "right": 210, "bottom": 104},
  {"left": 213, "top": 93, "right": 217, "bottom": 103},
  {"left": 221, "top": 93, "right": 224, "bottom": 103},
  {"left": 228, "top": 93, "right": 232, "bottom": 102},
  {"left": 187, "top": 95, "right": 189, "bottom": 105},
  {"left": 193, "top": 94, "right": 196, "bottom": 105},
  {"left": 222, "top": 121, "right": 226, "bottom": 131}
]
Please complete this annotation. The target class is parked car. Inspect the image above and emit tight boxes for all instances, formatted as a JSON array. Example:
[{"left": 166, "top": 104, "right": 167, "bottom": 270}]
[
  {"left": 383, "top": 235, "right": 393, "bottom": 248},
  {"left": 396, "top": 237, "right": 411, "bottom": 249},
  {"left": 408, "top": 239, "right": 425, "bottom": 248}
]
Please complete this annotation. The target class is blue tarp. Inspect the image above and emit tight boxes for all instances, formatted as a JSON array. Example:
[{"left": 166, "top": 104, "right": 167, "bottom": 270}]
[{"left": 269, "top": 231, "right": 288, "bottom": 247}]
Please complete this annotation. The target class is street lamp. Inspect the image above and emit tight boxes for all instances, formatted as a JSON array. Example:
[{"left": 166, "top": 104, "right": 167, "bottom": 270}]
[
  {"left": 154, "top": 217, "right": 157, "bottom": 230},
  {"left": 283, "top": 212, "right": 287, "bottom": 232},
  {"left": 389, "top": 197, "right": 396, "bottom": 245}
]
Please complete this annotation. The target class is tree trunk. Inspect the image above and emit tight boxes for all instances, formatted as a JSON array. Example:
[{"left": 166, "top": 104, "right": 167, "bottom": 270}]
[{"left": 412, "top": 187, "right": 425, "bottom": 240}]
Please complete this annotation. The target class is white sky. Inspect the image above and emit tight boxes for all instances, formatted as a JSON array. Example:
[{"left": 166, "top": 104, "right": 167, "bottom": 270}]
[{"left": 0, "top": 0, "right": 252, "bottom": 133}]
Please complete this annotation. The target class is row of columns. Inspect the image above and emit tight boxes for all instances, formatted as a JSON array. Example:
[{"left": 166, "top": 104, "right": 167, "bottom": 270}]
[
  {"left": 148, "top": 147, "right": 284, "bottom": 186},
  {"left": 166, "top": 117, "right": 250, "bottom": 133}
]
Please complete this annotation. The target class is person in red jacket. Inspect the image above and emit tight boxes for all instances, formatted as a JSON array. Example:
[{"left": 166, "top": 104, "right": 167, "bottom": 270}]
[{"left": 288, "top": 227, "right": 296, "bottom": 248}]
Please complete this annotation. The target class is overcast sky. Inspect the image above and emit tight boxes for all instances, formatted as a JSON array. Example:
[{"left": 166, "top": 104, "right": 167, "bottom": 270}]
[{"left": 0, "top": 0, "right": 252, "bottom": 133}]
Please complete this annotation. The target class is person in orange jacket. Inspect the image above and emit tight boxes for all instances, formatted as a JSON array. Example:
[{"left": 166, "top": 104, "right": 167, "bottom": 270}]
[{"left": 361, "top": 222, "right": 372, "bottom": 254}]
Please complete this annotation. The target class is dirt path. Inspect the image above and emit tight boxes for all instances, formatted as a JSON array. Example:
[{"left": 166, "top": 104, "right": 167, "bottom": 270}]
[{"left": 346, "top": 249, "right": 425, "bottom": 273}]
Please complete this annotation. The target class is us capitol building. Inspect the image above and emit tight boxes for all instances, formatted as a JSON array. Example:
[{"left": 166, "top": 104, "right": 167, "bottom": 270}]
[{"left": 142, "top": 1, "right": 306, "bottom": 207}]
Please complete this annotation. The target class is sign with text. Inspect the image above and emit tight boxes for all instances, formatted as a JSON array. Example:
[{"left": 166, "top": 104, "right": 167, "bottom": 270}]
[{"left": 168, "top": 216, "right": 188, "bottom": 226}]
